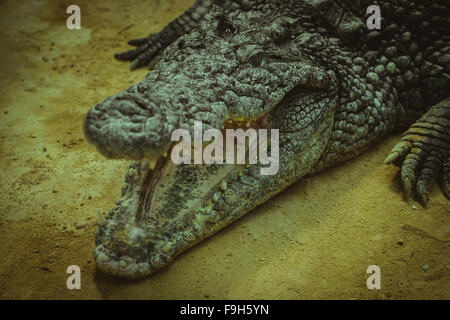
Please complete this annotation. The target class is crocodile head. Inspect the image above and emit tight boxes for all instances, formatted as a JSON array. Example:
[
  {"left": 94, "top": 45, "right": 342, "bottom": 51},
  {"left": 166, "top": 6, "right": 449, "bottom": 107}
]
[{"left": 84, "top": 5, "right": 340, "bottom": 278}]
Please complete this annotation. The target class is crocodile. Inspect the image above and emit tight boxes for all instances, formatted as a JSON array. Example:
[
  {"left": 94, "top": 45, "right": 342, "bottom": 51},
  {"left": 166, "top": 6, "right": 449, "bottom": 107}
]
[{"left": 83, "top": 0, "right": 450, "bottom": 279}]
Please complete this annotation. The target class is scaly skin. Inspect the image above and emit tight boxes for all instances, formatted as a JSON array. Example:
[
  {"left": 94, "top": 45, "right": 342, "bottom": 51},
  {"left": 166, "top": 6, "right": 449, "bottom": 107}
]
[{"left": 83, "top": 0, "right": 450, "bottom": 278}]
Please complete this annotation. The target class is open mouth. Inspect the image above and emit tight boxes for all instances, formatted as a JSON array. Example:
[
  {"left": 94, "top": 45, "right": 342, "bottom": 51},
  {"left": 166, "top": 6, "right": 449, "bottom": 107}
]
[
  {"left": 134, "top": 111, "right": 272, "bottom": 223},
  {"left": 92, "top": 69, "right": 330, "bottom": 278},
  {"left": 93, "top": 111, "right": 277, "bottom": 278}
]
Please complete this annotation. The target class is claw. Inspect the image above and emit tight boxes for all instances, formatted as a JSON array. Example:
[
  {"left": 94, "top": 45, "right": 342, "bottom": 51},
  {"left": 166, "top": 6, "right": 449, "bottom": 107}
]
[
  {"left": 441, "top": 160, "right": 450, "bottom": 200},
  {"left": 127, "top": 37, "right": 149, "bottom": 47},
  {"left": 400, "top": 150, "right": 422, "bottom": 200},
  {"left": 96, "top": 209, "right": 106, "bottom": 227},
  {"left": 442, "top": 182, "right": 450, "bottom": 200},
  {"left": 416, "top": 168, "right": 433, "bottom": 207},
  {"left": 402, "top": 175, "right": 414, "bottom": 201},
  {"left": 387, "top": 115, "right": 449, "bottom": 206},
  {"left": 417, "top": 191, "right": 430, "bottom": 207},
  {"left": 148, "top": 53, "right": 163, "bottom": 70},
  {"left": 130, "top": 45, "right": 161, "bottom": 70},
  {"left": 130, "top": 59, "right": 141, "bottom": 71},
  {"left": 127, "top": 33, "right": 159, "bottom": 47},
  {"left": 114, "top": 43, "right": 149, "bottom": 62},
  {"left": 384, "top": 151, "right": 400, "bottom": 165},
  {"left": 384, "top": 141, "right": 411, "bottom": 164}
]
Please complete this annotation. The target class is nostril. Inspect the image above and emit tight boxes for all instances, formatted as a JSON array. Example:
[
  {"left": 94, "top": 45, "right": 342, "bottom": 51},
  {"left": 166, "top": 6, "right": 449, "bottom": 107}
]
[{"left": 247, "top": 50, "right": 266, "bottom": 67}]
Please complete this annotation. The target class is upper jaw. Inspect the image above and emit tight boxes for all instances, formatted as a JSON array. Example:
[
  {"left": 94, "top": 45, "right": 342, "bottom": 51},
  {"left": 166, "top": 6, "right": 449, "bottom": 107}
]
[
  {"left": 83, "top": 7, "right": 331, "bottom": 162},
  {"left": 82, "top": 82, "right": 170, "bottom": 160},
  {"left": 83, "top": 60, "right": 328, "bottom": 163}
]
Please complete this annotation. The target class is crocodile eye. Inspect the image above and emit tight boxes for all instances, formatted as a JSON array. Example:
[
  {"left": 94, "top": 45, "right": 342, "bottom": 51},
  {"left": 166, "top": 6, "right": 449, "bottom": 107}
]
[
  {"left": 268, "top": 54, "right": 284, "bottom": 61},
  {"left": 217, "top": 16, "right": 236, "bottom": 35},
  {"left": 247, "top": 51, "right": 266, "bottom": 67},
  {"left": 268, "top": 16, "right": 298, "bottom": 44},
  {"left": 177, "top": 39, "right": 185, "bottom": 49}
]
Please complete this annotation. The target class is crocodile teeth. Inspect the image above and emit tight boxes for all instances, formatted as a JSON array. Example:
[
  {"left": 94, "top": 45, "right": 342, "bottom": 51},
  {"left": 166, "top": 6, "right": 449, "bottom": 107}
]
[
  {"left": 98, "top": 253, "right": 110, "bottom": 263},
  {"left": 219, "top": 180, "right": 228, "bottom": 191},
  {"left": 147, "top": 157, "right": 158, "bottom": 170},
  {"left": 161, "top": 243, "right": 173, "bottom": 254},
  {"left": 96, "top": 209, "right": 106, "bottom": 227},
  {"left": 212, "top": 192, "right": 220, "bottom": 203}
]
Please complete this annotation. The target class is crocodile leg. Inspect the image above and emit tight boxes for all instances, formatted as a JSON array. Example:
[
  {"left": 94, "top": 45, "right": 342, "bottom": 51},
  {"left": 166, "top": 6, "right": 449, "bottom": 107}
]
[
  {"left": 115, "top": 0, "right": 212, "bottom": 70},
  {"left": 385, "top": 98, "right": 450, "bottom": 206}
]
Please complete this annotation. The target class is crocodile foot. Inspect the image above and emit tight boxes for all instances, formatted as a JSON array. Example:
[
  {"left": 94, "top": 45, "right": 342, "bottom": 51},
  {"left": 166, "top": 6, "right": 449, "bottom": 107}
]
[
  {"left": 385, "top": 98, "right": 450, "bottom": 207},
  {"left": 114, "top": 0, "right": 211, "bottom": 70},
  {"left": 114, "top": 33, "right": 165, "bottom": 70}
]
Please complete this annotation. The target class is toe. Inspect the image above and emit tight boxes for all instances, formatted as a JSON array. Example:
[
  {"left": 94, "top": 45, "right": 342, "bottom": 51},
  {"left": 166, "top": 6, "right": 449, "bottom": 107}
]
[
  {"left": 385, "top": 141, "right": 411, "bottom": 165},
  {"left": 415, "top": 157, "right": 440, "bottom": 207},
  {"left": 441, "top": 159, "right": 450, "bottom": 200},
  {"left": 400, "top": 148, "right": 423, "bottom": 200},
  {"left": 115, "top": 43, "right": 149, "bottom": 62}
]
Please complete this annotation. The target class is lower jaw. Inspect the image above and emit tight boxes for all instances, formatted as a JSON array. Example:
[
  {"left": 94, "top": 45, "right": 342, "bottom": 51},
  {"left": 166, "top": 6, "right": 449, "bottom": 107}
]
[
  {"left": 93, "top": 164, "right": 265, "bottom": 279},
  {"left": 94, "top": 116, "right": 276, "bottom": 278},
  {"left": 94, "top": 245, "right": 153, "bottom": 279},
  {"left": 94, "top": 157, "right": 294, "bottom": 279},
  {"left": 94, "top": 203, "right": 249, "bottom": 279}
]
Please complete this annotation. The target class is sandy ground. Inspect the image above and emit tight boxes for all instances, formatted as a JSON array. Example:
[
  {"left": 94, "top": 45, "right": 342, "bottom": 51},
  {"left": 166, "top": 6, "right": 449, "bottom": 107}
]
[{"left": 0, "top": 0, "right": 449, "bottom": 300}]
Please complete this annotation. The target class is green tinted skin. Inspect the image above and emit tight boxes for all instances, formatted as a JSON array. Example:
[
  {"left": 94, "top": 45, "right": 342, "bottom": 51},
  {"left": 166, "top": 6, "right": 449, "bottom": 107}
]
[{"left": 84, "top": 0, "right": 450, "bottom": 278}]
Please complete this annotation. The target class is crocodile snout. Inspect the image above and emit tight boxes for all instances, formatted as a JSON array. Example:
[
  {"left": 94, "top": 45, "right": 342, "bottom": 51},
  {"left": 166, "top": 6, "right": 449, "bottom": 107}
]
[{"left": 83, "top": 94, "right": 161, "bottom": 160}]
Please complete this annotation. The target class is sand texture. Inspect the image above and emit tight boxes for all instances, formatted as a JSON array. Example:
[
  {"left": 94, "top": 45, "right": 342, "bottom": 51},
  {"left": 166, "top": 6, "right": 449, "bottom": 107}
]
[{"left": 0, "top": 0, "right": 449, "bottom": 299}]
